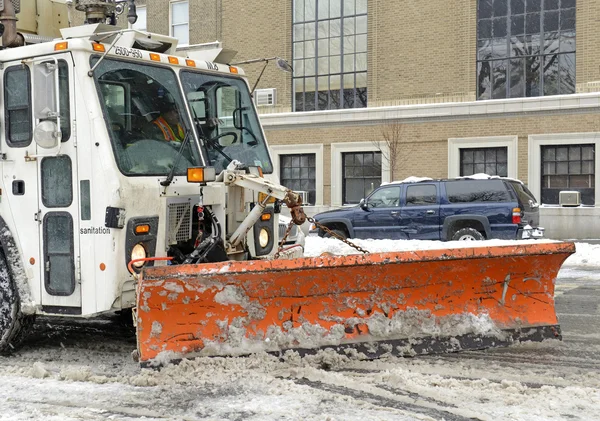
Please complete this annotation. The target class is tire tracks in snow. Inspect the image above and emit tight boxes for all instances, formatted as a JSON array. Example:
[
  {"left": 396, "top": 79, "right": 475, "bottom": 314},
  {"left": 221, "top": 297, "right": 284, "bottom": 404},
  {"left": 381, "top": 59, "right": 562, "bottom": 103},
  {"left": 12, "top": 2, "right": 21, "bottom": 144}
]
[{"left": 282, "top": 376, "right": 482, "bottom": 421}]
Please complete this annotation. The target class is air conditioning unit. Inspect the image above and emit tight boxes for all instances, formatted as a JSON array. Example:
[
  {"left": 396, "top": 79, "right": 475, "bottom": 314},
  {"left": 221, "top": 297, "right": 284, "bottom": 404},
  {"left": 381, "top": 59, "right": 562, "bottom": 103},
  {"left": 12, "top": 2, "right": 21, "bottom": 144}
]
[
  {"left": 297, "top": 191, "right": 310, "bottom": 205},
  {"left": 254, "top": 88, "right": 277, "bottom": 107},
  {"left": 559, "top": 191, "right": 581, "bottom": 207}
]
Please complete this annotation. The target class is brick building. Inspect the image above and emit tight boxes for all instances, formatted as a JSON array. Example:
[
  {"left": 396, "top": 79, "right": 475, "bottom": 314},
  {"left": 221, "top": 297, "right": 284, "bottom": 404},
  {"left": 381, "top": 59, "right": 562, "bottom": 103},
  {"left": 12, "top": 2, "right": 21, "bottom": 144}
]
[{"left": 137, "top": 0, "right": 600, "bottom": 239}]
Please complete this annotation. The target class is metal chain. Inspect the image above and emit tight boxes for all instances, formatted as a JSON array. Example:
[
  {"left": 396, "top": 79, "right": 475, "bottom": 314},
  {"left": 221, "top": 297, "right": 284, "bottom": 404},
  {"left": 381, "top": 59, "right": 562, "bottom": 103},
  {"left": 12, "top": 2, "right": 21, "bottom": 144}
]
[
  {"left": 307, "top": 217, "right": 370, "bottom": 254},
  {"left": 274, "top": 217, "right": 370, "bottom": 259},
  {"left": 274, "top": 220, "right": 296, "bottom": 259}
]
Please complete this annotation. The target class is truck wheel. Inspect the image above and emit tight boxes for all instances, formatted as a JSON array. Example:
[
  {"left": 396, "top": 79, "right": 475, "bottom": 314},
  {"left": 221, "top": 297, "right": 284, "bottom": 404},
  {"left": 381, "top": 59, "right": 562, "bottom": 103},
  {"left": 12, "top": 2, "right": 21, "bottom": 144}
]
[
  {"left": 324, "top": 229, "right": 348, "bottom": 240},
  {"left": 451, "top": 227, "right": 485, "bottom": 241},
  {"left": 0, "top": 248, "right": 32, "bottom": 354}
]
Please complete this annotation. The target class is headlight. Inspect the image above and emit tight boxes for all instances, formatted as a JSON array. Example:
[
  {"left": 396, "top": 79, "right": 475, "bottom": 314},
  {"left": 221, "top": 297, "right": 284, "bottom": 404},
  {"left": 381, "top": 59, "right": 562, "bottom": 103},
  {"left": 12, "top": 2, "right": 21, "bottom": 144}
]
[
  {"left": 131, "top": 243, "right": 147, "bottom": 268},
  {"left": 259, "top": 228, "right": 270, "bottom": 248}
]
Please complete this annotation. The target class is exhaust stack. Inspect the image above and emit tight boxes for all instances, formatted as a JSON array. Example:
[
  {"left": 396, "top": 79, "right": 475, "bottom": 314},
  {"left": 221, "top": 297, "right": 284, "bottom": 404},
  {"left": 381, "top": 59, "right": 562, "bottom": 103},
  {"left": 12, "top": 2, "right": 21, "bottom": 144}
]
[
  {"left": 74, "top": 0, "right": 137, "bottom": 25},
  {"left": 0, "top": 0, "right": 24, "bottom": 47}
]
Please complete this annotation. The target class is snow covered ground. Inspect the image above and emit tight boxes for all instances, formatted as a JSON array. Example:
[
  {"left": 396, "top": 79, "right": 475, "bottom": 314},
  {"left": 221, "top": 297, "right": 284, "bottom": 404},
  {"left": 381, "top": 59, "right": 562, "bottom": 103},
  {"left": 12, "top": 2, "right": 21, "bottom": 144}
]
[{"left": 1, "top": 239, "right": 599, "bottom": 421}]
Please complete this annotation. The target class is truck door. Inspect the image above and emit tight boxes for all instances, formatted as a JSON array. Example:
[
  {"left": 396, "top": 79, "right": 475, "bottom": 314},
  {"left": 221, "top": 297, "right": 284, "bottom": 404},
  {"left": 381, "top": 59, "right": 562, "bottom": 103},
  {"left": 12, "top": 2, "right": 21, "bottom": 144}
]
[{"left": 34, "top": 56, "right": 81, "bottom": 313}]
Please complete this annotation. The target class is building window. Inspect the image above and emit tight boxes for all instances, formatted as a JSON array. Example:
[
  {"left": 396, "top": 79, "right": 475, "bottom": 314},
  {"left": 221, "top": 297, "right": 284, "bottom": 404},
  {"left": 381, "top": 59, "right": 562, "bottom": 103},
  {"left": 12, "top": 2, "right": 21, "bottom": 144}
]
[
  {"left": 460, "top": 147, "right": 508, "bottom": 177},
  {"left": 280, "top": 154, "right": 316, "bottom": 205},
  {"left": 541, "top": 144, "right": 595, "bottom": 205},
  {"left": 342, "top": 151, "right": 381, "bottom": 204},
  {"left": 170, "top": 1, "right": 189, "bottom": 46},
  {"left": 132, "top": 5, "right": 147, "bottom": 31},
  {"left": 477, "top": 0, "right": 576, "bottom": 100},
  {"left": 293, "top": 0, "right": 368, "bottom": 112}
]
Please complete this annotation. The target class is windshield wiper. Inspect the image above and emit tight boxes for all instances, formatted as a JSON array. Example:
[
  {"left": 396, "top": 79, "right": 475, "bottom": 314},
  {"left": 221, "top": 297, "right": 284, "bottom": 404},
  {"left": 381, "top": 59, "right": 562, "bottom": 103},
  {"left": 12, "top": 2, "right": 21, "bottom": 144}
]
[
  {"left": 203, "top": 133, "right": 234, "bottom": 166},
  {"left": 160, "top": 130, "right": 192, "bottom": 188}
]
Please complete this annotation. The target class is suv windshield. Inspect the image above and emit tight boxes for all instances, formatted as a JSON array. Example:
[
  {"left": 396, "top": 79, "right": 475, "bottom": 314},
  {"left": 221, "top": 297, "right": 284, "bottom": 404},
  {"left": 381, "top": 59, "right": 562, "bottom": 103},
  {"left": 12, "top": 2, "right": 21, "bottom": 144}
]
[
  {"left": 180, "top": 70, "right": 273, "bottom": 174},
  {"left": 93, "top": 58, "right": 203, "bottom": 176}
]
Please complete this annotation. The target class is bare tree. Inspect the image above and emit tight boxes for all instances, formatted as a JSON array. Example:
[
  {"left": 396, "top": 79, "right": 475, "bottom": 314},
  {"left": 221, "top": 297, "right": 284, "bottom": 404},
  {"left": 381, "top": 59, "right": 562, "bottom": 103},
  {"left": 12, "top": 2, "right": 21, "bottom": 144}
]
[{"left": 373, "top": 121, "right": 404, "bottom": 181}]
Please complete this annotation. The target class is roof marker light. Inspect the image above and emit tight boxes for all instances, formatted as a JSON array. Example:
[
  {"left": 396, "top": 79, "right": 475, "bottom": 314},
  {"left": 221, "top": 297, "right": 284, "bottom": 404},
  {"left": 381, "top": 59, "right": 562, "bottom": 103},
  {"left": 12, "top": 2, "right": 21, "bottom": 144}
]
[
  {"left": 54, "top": 42, "right": 68, "bottom": 51},
  {"left": 92, "top": 43, "right": 105, "bottom": 52},
  {"left": 186, "top": 59, "right": 196, "bottom": 67},
  {"left": 150, "top": 53, "right": 161, "bottom": 61},
  {"left": 229, "top": 66, "right": 238, "bottom": 74},
  {"left": 168, "top": 56, "right": 179, "bottom": 64}
]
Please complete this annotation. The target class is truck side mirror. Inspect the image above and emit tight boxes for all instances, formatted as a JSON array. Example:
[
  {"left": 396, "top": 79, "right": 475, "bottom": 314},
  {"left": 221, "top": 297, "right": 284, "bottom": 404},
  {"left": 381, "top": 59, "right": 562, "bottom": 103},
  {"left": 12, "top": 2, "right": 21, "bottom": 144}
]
[
  {"left": 33, "top": 62, "right": 59, "bottom": 121},
  {"left": 33, "top": 61, "right": 61, "bottom": 149}
]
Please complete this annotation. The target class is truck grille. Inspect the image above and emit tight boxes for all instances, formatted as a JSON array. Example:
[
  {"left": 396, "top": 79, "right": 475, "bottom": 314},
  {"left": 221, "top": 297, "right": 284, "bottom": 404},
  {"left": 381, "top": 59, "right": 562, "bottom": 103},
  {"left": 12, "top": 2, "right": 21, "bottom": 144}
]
[{"left": 167, "top": 202, "right": 193, "bottom": 245}]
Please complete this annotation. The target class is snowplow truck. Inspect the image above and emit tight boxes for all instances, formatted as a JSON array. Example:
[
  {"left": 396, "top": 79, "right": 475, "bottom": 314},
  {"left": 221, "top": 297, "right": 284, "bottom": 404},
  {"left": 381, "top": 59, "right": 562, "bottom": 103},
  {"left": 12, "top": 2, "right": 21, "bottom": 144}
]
[{"left": 0, "top": 0, "right": 575, "bottom": 363}]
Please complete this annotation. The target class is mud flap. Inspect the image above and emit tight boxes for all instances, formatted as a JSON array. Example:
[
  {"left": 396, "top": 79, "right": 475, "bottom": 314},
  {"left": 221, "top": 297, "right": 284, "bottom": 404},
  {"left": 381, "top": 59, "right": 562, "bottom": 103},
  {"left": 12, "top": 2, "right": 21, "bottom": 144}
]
[{"left": 136, "top": 242, "right": 574, "bottom": 364}]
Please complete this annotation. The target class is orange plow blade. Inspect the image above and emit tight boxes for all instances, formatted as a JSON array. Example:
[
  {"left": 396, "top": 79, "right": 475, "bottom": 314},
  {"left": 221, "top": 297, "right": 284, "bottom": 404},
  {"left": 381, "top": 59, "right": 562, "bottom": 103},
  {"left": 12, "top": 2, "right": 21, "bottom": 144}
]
[{"left": 136, "top": 242, "right": 575, "bottom": 364}]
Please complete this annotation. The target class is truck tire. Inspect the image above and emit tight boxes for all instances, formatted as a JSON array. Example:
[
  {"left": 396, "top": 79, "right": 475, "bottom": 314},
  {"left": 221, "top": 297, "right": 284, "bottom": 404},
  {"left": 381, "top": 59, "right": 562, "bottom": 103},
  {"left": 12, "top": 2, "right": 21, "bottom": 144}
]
[
  {"left": 324, "top": 229, "right": 348, "bottom": 240},
  {"left": 451, "top": 227, "right": 485, "bottom": 241},
  {"left": 0, "top": 247, "right": 32, "bottom": 354}
]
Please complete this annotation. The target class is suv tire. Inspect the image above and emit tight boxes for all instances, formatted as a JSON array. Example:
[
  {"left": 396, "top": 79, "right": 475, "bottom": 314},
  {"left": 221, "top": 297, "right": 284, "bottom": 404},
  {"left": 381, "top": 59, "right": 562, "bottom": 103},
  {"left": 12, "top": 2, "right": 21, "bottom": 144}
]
[
  {"left": 324, "top": 229, "right": 348, "bottom": 240},
  {"left": 451, "top": 227, "right": 485, "bottom": 241}
]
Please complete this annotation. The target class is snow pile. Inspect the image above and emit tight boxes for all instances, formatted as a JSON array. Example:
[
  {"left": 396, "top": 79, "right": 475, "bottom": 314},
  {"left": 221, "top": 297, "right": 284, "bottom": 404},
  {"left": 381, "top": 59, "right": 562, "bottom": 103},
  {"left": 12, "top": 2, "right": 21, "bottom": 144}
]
[
  {"left": 563, "top": 242, "right": 600, "bottom": 267},
  {"left": 303, "top": 236, "right": 559, "bottom": 257}
]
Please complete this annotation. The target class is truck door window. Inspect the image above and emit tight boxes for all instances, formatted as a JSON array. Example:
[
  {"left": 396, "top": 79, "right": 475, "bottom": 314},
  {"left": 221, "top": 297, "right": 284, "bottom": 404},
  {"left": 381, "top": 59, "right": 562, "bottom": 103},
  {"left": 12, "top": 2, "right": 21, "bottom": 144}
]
[
  {"left": 4, "top": 65, "right": 32, "bottom": 147},
  {"left": 41, "top": 156, "right": 73, "bottom": 207},
  {"left": 44, "top": 212, "right": 75, "bottom": 296},
  {"left": 406, "top": 184, "right": 438, "bottom": 206}
]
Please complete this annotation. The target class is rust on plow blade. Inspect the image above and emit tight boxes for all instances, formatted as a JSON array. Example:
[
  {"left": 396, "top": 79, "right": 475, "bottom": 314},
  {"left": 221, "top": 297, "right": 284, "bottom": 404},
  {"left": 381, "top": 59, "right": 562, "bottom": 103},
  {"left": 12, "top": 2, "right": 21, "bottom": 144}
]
[{"left": 136, "top": 242, "right": 575, "bottom": 364}]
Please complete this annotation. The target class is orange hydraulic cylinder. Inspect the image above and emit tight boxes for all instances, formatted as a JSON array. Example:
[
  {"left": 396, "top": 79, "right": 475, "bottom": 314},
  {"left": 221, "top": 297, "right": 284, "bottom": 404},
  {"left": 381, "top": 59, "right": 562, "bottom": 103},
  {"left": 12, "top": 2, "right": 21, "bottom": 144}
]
[{"left": 136, "top": 242, "right": 575, "bottom": 363}]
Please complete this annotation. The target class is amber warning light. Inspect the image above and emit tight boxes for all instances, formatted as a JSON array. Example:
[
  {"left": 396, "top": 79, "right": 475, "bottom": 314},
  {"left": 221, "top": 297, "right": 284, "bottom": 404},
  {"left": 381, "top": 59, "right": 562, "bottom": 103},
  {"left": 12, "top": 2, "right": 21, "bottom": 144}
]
[{"left": 187, "top": 167, "right": 217, "bottom": 183}]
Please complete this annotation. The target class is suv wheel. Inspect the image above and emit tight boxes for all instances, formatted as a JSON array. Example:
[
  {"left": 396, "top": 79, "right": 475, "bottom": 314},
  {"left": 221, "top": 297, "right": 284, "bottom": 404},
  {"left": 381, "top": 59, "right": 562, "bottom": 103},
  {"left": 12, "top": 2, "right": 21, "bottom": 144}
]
[
  {"left": 451, "top": 228, "right": 485, "bottom": 241},
  {"left": 324, "top": 229, "right": 348, "bottom": 240}
]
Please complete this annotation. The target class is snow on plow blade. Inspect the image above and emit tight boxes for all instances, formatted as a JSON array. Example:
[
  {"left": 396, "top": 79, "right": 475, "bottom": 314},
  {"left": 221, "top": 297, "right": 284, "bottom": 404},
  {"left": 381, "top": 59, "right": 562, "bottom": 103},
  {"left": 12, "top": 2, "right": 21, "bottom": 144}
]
[{"left": 136, "top": 242, "right": 575, "bottom": 364}]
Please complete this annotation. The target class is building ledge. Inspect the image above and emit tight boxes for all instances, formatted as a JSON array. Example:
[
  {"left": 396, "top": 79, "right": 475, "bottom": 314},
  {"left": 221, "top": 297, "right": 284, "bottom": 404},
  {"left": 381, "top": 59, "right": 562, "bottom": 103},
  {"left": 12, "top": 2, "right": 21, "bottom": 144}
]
[{"left": 259, "top": 92, "right": 600, "bottom": 127}]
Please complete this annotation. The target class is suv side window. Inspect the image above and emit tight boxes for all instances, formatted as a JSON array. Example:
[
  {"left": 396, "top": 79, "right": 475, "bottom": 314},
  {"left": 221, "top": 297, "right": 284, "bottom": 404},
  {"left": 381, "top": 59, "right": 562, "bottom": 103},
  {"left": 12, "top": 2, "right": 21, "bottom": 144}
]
[
  {"left": 446, "top": 180, "right": 509, "bottom": 203},
  {"left": 368, "top": 186, "right": 400, "bottom": 208},
  {"left": 406, "top": 184, "right": 437, "bottom": 206}
]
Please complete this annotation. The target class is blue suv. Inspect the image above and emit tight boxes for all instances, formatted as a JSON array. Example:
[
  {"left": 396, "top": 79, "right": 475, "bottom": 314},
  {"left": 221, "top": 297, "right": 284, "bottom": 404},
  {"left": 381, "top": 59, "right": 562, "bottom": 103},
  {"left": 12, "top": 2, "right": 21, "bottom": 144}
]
[{"left": 310, "top": 177, "right": 543, "bottom": 241}]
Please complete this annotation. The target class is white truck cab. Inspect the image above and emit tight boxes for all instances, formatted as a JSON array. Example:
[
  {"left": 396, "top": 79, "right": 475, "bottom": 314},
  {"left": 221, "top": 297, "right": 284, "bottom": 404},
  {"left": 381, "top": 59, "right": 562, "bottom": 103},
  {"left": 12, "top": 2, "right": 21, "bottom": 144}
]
[{"left": 0, "top": 13, "right": 301, "bottom": 337}]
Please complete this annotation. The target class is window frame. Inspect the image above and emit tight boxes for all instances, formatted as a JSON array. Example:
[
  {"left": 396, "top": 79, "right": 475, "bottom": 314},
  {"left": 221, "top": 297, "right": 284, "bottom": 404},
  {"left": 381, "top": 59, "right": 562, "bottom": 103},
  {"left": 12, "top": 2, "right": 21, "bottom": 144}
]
[
  {"left": 170, "top": 0, "right": 190, "bottom": 47},
  {"left": 4, "top": 64, "right": 33, "bottom": 147},
  {"left": 279, "top": 153, "right": 317, "bottom": 206},
  {"left": 528, "top": 133, "right": 600, "bottom": 207},
  {"left": 41, "top": 155, "right": 73, "bottom": 208},
  {"left": 540, "top": 143, "right": 595, "bottom": 205},
  {"left": 292, "top": 0, "right": 368, "bottom": 112},
  {"left": 331, "top": 141, "right": 390, "bottom": 206},
  {"left": 132, "top": 5, "right": 147, "bottom": 31},
  {"left": 448, "top": 136, "right": 518, "bottom": 179},
  {"left": 460, "top": 146, "right": 508, "bottom": 177},
  {"left": 270, "top": 143, "right": 324, "bottom": 206},
  {"left": 476, "top": 0, "right": 576, "bottom": 100},
  {"left": 342, "top": 150, "right": 382, "bottom": 205},
  {"left": 43, "top": 212, "right": 75, "bottom": 296}
]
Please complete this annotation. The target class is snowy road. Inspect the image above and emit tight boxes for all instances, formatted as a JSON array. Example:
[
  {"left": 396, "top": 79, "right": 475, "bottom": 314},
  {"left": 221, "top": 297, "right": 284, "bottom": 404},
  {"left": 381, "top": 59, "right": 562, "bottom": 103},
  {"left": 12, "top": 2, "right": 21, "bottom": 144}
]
[{"left": 1, "top": 241, "right": 600, "bottom": 421}]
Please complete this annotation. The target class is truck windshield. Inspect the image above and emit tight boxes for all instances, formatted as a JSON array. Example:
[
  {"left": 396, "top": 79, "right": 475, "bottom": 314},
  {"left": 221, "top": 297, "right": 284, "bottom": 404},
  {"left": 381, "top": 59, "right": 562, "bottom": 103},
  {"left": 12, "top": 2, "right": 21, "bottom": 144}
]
[
  {"left": 92, "top": 58, "right": 203, "bottom": 176},
  {"left": 180, "top": 70, "right": 273, "bottom": 174}
]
